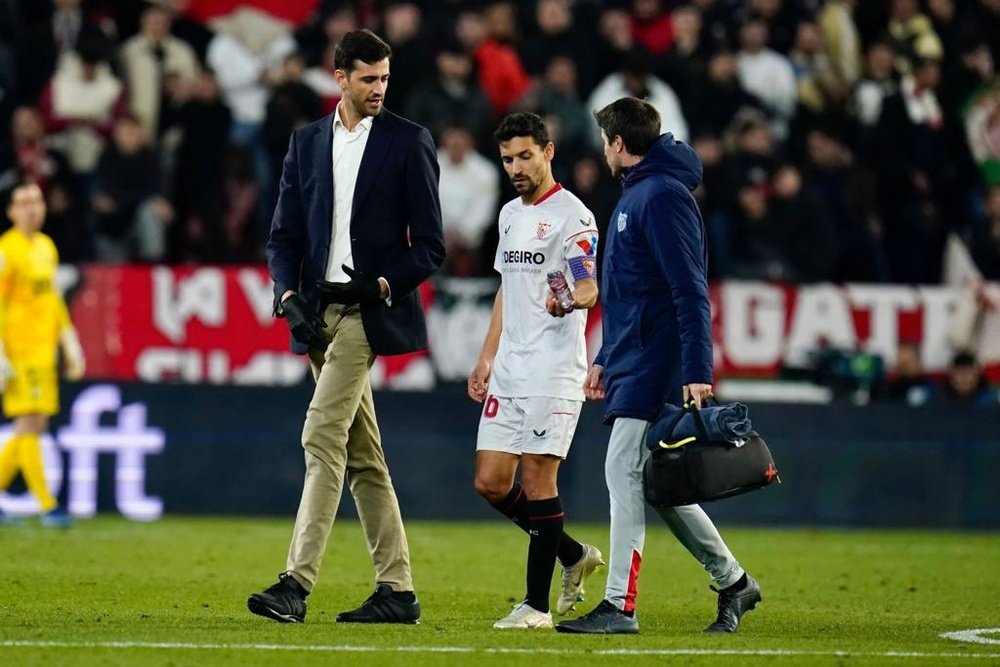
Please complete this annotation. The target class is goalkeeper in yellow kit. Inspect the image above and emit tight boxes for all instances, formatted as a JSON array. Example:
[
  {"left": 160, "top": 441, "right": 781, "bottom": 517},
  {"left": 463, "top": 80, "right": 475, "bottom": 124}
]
[{"left": 0, "top": 183, "right": 85, "bottom": 527}]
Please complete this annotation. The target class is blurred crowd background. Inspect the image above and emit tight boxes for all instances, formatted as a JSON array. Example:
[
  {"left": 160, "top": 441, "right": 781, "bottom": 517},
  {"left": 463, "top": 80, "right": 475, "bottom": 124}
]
[
  {"left": 0, "top": 0, "right": 999, "bottom": 404},
  {"left": 1, "top": 0, "right": 999, "bottom": 283}
]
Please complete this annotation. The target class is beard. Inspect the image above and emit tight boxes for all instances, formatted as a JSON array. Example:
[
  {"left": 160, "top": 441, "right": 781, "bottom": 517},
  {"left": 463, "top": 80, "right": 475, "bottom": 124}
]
[
  {"left": 510, "top": 175, "right": 537, "bottom": 193},
  {"left": 349, "top": 92, "right": 384, "bottom": 118}
]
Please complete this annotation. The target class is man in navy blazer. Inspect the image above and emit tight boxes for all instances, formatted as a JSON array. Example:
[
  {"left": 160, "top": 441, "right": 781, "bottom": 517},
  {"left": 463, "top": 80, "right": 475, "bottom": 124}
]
[{"left": 248, "top": 30, "right": 445, "bottom": 625}]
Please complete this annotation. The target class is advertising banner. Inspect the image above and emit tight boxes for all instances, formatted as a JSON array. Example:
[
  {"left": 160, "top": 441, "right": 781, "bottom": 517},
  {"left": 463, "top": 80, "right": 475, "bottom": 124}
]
[
  {"left": 1, "top": 384, "right": 997, "bottom": 528},
  {"left": 62, "top": 266, "right": 1000, "bottom": 385}
]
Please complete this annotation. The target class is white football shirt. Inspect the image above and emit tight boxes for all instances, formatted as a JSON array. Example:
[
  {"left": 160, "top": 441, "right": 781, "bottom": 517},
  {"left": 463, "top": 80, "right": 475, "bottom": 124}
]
[{"left": 490, "top": 184, "right": 599, "bottom": 401}]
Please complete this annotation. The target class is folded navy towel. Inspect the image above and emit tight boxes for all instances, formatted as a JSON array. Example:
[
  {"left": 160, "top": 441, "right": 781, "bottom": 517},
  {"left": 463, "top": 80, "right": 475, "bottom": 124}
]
[{"left": 645, "top": 402, "right": 752, "bottom": 450}]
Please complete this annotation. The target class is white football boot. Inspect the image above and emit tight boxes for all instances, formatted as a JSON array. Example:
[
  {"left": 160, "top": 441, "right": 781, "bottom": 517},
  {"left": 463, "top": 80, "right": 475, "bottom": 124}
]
[
  {"left": 556, "top": 544, "right": 605, "bottom": 615},
  {"left": 493, "top": 601, "right": 554, "bottom": 629}
]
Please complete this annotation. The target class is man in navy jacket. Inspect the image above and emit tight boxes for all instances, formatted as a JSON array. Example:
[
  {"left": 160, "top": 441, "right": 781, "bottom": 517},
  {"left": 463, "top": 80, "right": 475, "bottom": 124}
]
[
  {"left": 556, "top": 97, "right": 761, "bottom": 635},
  {"left": 248, "top": 30, "right": 444, "bottom": 626}
]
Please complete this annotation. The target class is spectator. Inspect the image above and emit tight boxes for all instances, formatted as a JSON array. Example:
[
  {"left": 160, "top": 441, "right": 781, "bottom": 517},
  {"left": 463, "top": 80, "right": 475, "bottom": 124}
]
[
  {"left": 119, "top": 3, "right": 200, "bottom": 142},
  {"left": 379, "top": 2, "right": 429, "bottom": 113},
  {"left": 817, "top": 0, "right": 862, "bottom": 91},
  {"left": 629, "top": 0, "right": 674, "bottom": 57},
  {"left": 406, "top": 40, "right": 492, "bottom": 142},
  {"left": 886, "top": 0, "right": 944, "bottom": 72},
  {"left": 436, "top": 124, "right": 499, "bottom": 277},
  {"left": 932, "top": 350, "right": 998, "bottom": 407},
  {"left": 594, "top": 9, "right": 636, "bottom": 85},
  {"left": 158, "top": 0, "right": 215, "bottom": 65},
  {"left": 961, "top": 47, "right": 1000, "bottom": 187},
  {"left": 262, "top": 53, "right": 322, "bottom": 208},
  {"left": 219, "top": 146, "right": 260, "bottom": 262},
  {"left": 851, "top": 41, "right": 898, "bottom": 132},
  {"left": 588, "top": 51, "right": 688, "bottom": 146},
  {"left": 736, "top": 19, "right": 797, "bottom": 138},
  {"left": 884, "top": 341, "right": 932, "bottom": 405},
  {"left": 0, "top": 107, "right": 75, "bottom": 197},
  {"left": 92, "top": 114, "right": 173, "bottom": 263},
  {"left": 804, "top": 128, "right": 887, "bottom": 282},
  {"left": 725, "top": 110, "right": 779, "bottom": 193},
  {"left": 875, "top": 55, "right": 949, "bottom": 283},
  {"left": 790, "top": 20, "right": 845, "bottom": 114},
  {"left": 14, "top": 0, "right": 106, "bottom": 104},
  {"left": 685, "top": 50, "right": 762, "bottom": 137},
  {"left": 172, "top": 70, "right": 231, "bottom": 262},
  {"left": 38, "top": 36, "right": 127, "bottom": 176},
  {"left": 455, "top": 7, "right": 530, "bottom": 116},
  {"left": 971, "top": 184, "right": 1000, "bottom": 280},
  {"left": 520, "top": 0, "right": 595, "bottom": 92},
  {"left": 742, "top": 0, "right": 800, "bottom": 55},
  {"left": 767, "top": 164, "right": 837, "bottom": 282},
  {"left": 659, "top": 4, "right": 714, "bottom": 103},
  {"left": 519, "top": 56, "right": 591, "bottom": 153},
  {"left": 300, "top": 8, "right": 357, "bottom": 113},
  {"left": 693, "top": 133, "right": 735, "bottom": 279}
]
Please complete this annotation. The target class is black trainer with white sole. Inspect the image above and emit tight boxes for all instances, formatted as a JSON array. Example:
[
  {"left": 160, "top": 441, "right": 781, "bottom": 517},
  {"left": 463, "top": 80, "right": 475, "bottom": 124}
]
[{"left": 247, "top": 572, "right": 308, "bottom": 623}]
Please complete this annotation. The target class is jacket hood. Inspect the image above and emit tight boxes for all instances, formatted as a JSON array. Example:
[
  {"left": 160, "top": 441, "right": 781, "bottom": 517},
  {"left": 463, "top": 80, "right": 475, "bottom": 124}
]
[{"left": 622, "top": 133, "right": 703, "bottom": 192}]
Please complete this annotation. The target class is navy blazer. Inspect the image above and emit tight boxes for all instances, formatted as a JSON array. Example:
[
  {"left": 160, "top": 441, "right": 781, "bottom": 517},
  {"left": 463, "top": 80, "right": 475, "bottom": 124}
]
[{"left": 266, "top": 108, "right": 446, "bottom": 356}]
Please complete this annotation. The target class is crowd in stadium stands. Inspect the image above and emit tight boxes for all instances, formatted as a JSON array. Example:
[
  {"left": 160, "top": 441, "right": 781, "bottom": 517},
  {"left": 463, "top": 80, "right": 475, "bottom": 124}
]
[{"left": 1, "top": 0, "right": 1000, "bottom": 285}]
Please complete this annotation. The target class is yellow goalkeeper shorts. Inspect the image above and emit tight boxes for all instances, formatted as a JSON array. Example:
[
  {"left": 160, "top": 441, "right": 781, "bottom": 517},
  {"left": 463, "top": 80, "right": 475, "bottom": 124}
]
[{"left": 2, "top": 363, "right": 58, "bottom": 418}]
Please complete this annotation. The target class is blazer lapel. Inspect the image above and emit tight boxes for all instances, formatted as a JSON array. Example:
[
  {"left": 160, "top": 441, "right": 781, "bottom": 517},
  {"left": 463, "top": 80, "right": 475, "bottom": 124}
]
[
  {"left": 351, "top": 114, "right": 395, "bottom": 226},
  {"left": 314, "top": 116, "right": 334, "bottom": 228}
]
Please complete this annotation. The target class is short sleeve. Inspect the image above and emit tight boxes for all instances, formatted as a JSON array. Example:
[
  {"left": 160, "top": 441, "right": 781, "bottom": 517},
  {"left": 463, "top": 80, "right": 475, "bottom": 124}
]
[
  {"left": 562, "top": 210, "right": 599, "bottom": 283},
  {"left": 494, "top": 204, "right": 515, "bottom": 274}
]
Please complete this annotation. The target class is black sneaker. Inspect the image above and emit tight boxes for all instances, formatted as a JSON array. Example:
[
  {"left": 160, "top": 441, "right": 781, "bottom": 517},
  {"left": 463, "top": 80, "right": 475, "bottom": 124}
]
[
  {"left": 247, "top": 573, "right": 308, "bottom": 623},
  {"left": 704, "top": 573, "right": 761, "bottom": 633},
  {"left": 336, "top": 583, "right": 420, "bottom": 624},
  {"left": 554, "top": 599, "right": 639, "bottom": 634}
]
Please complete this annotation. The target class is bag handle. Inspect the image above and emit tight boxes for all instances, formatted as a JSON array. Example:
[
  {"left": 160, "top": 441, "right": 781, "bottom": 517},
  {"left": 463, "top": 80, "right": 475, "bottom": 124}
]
[{"left": 683, "top": 393, "right": 720, "bottom": 442}]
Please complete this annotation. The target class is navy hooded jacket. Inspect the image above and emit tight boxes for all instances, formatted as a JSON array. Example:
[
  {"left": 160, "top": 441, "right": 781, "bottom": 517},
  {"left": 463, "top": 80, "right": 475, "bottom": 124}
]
[{"left": 595, "top": 133, "right": 713, "bottom": 423}]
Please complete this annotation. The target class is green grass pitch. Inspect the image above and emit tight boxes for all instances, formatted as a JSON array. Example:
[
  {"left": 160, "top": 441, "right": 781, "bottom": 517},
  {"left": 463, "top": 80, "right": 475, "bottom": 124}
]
[{"left": 0, "top": 517, "right": 998, "bottom": 666}]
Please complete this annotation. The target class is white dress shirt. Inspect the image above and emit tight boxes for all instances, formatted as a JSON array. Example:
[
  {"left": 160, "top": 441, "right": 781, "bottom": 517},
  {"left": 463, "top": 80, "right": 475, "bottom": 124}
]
[{"left": 325, "top": 103, "right": 373, "bottom": 282}]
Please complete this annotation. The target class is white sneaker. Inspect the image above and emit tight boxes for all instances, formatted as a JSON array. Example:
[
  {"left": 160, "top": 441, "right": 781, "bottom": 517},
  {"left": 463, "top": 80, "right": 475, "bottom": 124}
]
[
  {"left": 493, "top": 602, "right": 554, "bottom": 629},
  {"left": 556, "top": 544, "right": 605, "bottom": 615}
]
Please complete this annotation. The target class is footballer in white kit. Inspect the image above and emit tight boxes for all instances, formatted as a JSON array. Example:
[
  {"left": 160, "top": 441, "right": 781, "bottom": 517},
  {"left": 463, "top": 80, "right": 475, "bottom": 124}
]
[
  {"left": 468, "top": 112, "right": 604, "bottom": 631},
  {"left": 479, "top": 184, "right": 597, "bottom": 457}
]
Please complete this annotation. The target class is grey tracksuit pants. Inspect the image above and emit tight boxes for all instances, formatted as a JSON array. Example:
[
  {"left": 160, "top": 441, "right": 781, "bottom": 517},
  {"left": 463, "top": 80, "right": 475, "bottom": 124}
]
[{"left": 605, "top": 417, "right": 744, "bottom": 612}]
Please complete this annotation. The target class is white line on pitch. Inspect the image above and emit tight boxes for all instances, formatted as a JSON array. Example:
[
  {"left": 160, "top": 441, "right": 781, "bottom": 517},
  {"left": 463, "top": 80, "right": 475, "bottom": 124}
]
[{"left": 1, "top": 641, "right": 1000, "bottom": 658}]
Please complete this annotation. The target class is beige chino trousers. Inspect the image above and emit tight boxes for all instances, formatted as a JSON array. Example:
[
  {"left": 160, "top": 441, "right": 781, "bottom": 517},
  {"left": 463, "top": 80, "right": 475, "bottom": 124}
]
[{"left": 285, "top": 303, "right": 413, "bottom": 593}]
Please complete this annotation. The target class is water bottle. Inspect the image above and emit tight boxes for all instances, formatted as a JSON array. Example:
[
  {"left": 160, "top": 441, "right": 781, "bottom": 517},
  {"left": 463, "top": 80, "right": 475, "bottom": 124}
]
[{"left": 547, "top": 270, "right": 575, "bottom": 313}]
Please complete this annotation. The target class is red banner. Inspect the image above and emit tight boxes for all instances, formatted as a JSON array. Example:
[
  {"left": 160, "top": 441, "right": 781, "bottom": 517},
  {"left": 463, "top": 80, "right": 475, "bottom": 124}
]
[
  {"left": 65, "top": 266, "right": 1000, "bottom": 385},
  {"left": 185, "top": 0, "right": 321, "bottom": 25}
]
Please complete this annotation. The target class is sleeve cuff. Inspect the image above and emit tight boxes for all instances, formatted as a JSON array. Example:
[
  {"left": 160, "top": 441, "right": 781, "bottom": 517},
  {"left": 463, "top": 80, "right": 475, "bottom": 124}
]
[{"left": 378, "top": 277, "right": 392, "bottom": 307}]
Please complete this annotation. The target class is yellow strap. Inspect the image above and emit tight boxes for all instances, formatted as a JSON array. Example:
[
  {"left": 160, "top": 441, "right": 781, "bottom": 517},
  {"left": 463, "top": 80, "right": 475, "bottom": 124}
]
[{"left": 657, "top": 436, "right": 696, "bottom": 450}]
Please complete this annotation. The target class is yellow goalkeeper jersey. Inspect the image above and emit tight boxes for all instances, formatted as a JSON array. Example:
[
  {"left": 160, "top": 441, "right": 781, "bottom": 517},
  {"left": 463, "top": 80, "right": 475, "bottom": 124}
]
[{"left": 0, "top": 228, "right": 69, "bottom": 367}]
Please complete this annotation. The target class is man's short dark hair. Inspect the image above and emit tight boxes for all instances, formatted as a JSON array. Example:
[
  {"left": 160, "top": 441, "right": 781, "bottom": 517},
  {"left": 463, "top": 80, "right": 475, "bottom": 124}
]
[
  {"left": 334, "top": 29, "right": 392, "bottom": 72},
  {"left": 593, "top": 97, "right": 661, "bottom": 156},
  {"left": 952, "top": 350, "right": 978, "bottom": 368},
  {"left": 493, "top": 112, "right": 550, "bottom": 147}
]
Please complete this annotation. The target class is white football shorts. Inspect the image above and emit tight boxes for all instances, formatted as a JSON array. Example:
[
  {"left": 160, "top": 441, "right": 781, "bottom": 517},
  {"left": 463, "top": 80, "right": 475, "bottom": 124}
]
[{"left": 476, "top": 395, "right": 583, "bottom": 458}]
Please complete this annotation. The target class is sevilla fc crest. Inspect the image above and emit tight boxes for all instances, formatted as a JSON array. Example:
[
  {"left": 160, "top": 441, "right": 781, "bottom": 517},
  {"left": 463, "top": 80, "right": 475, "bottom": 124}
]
[{"left": 536, "top": 221, "right": 551, "bottom": 239}]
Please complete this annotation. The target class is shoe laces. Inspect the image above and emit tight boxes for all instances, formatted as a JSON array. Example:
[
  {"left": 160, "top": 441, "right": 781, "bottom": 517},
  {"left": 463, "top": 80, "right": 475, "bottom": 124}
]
[{"left": 268, "top": 573, "right": 302, "bottom": 597}]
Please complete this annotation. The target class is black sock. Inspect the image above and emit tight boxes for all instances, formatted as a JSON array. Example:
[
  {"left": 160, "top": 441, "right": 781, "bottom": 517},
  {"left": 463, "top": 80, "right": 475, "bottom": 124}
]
[
  {"left": 490, "top": 483, "right": 584, "bottom": 566},
  {"left": 525, "top": 497, "right": 564, "bottom": 613},
  {"left": 723, "top": 573, "right": 748, "bottom": 592}
]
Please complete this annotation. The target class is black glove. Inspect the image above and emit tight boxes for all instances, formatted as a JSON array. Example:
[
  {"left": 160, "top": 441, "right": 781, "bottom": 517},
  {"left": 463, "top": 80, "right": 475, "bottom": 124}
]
[
  {"left": 316, "top": 265, "right": 382, "bottom": 306},
  {"left": 280, "top": 294, "right": 327, "bottom": 348}
]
